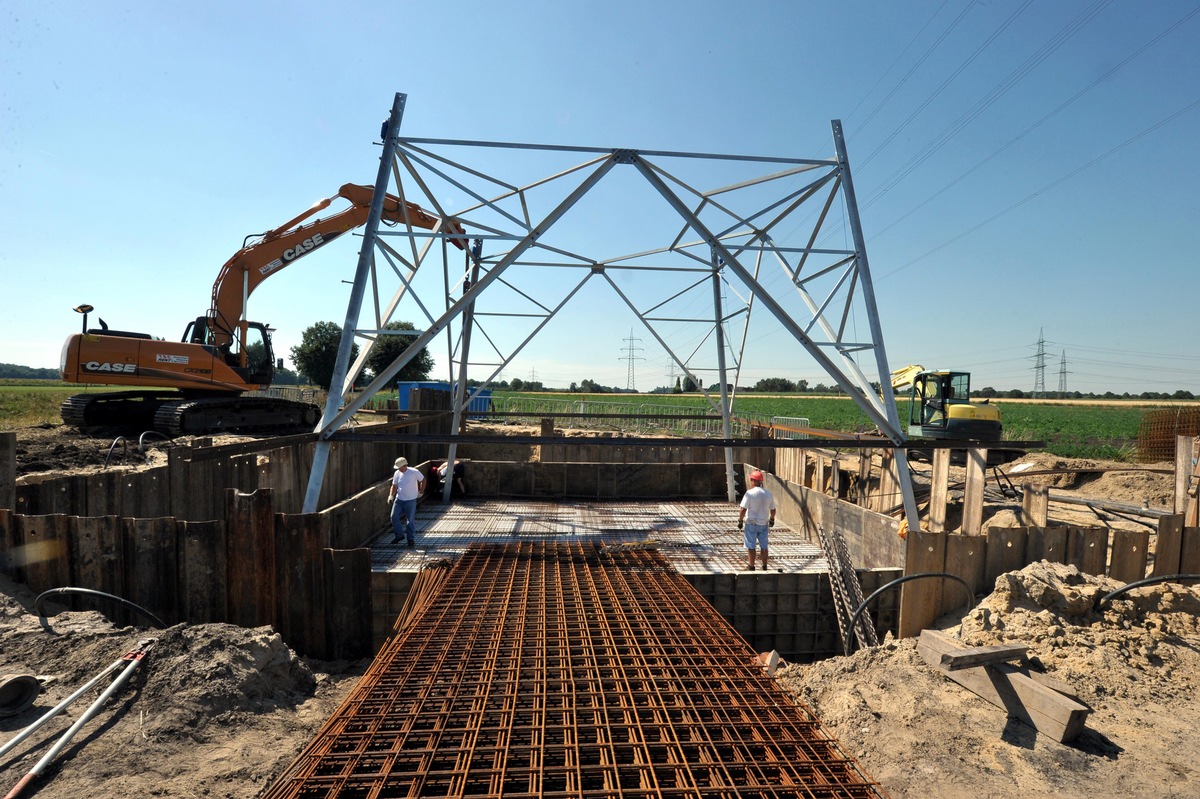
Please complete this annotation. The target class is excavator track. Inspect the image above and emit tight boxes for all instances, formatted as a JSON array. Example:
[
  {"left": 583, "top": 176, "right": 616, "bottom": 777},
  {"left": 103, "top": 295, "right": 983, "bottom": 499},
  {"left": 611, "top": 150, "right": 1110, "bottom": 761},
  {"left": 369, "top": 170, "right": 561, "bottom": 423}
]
[
  {"left": 61, "top": 391, "right": 176, "bottom": 429},
  {"left": 153, "top": 396, "right": 320, "bottom": 436}
]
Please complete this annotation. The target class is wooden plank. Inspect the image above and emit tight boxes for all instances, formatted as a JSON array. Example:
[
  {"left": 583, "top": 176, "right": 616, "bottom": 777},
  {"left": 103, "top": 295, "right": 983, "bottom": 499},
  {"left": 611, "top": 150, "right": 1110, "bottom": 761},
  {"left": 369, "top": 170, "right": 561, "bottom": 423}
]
[
  {"left": 1026, "top": 526, "right": 1068, "bottom": 565},
  {"left": 918, "top": 630, "right": 1089, "bottom": 743},
  {"left": 85, "top": 472, "right": 121, "bottom": 517},
  {"left": 124, "top": 517, "right": 178, "bottom": 625},
  {"left": 928, "top": 448, "right": 951, "bottom": 533},
  {"left": 14, "top": 514, "right": 71, "bottom": 594},
  {"left": 69, "top": 515, "right": 123, "bottom": 596},
  {"left": 225, "top": 488, "right": 277, "bottom": 628},
  {"left": 943, "top": 533, "right": 986, "bottom": 614},
  {"left": 324, "top": 548, "right": 372, "bottom": 660},
  {"left": 917, "top": 629, "right": 1028, "bottom": 670},
  {"left": 876, "top": 451, "right": 897, "bottom": 514},
  {"left": 960, "top": 448, "right": 987, "bottom": 534},
  {"left": 898, "top": 528, "right": 947, "bottom": 638},
  {"left": 1181, "top": 527, "right": 1200, "bottom": 574},
  {"left": 1020, "top": 483, "right": 1049, "bottom": 527},
  {"left": 178, "top": 519, "right": 228, "bottom": 623},
  {"left": 0, "top": 508, "right": 16, "bottom": 578},
  {"left": 1153, "top": 514, "right": 1185, "bottom": 576},
  {"left": 984, "top": 527, "right": 1028, "bottom": 588},
  {"left": 1067, "top": 526, "right": 1109, "bottom": 576},
  {"left": 1108, "top": 529, "right": 1149, "bottom": 583},
  {"left": 275, "top": 513, "right": 328, "bottom": 657},
  {"left": 1176, "top": 436, "right": 1193, "bottom": 515},
  {"left": 1178, "top": 435, "right": 1200, "bottom": 524},
  {"left": 0, "top": 432, "right": 14, "bottom": 513},
  {"left": 857, "top": 449, "right": 872, "bottom": 508}
]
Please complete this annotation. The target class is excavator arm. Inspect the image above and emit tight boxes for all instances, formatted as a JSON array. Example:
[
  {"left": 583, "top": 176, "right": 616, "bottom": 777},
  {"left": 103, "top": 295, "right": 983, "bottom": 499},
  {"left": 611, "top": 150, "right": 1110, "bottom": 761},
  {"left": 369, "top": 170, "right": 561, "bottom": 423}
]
[{"left": 203, "top": 184, "right": 466, "bottom": 350}]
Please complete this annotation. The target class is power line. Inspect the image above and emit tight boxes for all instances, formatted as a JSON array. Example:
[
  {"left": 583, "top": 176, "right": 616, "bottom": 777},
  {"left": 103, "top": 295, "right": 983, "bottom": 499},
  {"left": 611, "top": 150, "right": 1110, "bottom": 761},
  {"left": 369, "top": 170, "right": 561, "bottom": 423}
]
[
  {"left": 880, "top": 95, "right": 1200, "bottom": 277},
  {"left": 1031, "top": 329, "right": 1047, "bottom": 397},
  {"left": 868, "top": 3, "right": 1200, "bottom": 244},
  {"left": 619, "top": 329, "right": 645, "bottom": 391}
]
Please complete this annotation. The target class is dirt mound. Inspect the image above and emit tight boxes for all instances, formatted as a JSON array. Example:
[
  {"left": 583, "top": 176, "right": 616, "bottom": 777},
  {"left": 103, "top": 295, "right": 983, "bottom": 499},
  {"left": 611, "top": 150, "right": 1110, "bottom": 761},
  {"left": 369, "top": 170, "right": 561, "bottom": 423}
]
[
  {"left": 0, "top": 574, "right": 365, "bottom": 798},
  {"left": 775, "top": 562, "right": 1200, "bottom": 799}
]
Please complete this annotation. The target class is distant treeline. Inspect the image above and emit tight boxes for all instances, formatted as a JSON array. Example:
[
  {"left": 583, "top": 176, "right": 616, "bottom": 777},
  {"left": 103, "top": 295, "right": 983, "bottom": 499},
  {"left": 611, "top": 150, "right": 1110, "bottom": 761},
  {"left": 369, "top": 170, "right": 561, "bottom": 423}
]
[{"left": 0, "top": 363, "right": 59, "bottom": 380}]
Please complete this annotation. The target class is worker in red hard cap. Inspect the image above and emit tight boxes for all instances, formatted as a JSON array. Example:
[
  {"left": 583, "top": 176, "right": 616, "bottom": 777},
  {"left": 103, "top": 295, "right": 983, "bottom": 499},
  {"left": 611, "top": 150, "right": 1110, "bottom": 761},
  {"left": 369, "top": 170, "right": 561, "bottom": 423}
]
[{"left": 738, "top": 469, "right": 776, "bottom": 571}]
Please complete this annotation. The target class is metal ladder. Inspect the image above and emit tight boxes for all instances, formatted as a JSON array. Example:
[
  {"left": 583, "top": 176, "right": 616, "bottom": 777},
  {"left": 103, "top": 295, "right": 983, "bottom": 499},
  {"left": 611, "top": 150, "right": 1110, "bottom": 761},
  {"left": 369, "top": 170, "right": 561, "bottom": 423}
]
[{"left": 817, "top": 524, "right": 879, "bottom": 655}]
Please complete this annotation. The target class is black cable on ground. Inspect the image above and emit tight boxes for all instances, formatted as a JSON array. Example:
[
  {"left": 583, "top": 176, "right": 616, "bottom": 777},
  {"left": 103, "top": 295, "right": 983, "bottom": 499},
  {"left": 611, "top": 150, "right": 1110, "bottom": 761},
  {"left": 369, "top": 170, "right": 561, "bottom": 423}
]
[
  {"left": 848, "top": 572, "right": 973, "bottom": 653},
  {"left": 34, "top": 587, "right": 168, "bottom": 630},
  {"left": 1096, "top": 574, "right": 1200, "bottom": 609}
]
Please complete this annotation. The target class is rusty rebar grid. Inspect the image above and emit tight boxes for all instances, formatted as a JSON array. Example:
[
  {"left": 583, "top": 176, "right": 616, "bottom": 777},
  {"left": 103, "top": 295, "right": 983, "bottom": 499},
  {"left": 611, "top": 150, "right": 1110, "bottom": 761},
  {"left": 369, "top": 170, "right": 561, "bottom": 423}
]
[{"left": 262, "top": 542, "right": 888, "bottom": 798}]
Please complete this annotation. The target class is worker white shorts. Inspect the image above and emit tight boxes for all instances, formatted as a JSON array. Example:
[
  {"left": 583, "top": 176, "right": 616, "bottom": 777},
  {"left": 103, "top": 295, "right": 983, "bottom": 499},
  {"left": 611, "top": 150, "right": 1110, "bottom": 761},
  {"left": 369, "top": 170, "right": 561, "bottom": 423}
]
[{"left": 743, "top": 522, "right": 769, "bottom": 550}]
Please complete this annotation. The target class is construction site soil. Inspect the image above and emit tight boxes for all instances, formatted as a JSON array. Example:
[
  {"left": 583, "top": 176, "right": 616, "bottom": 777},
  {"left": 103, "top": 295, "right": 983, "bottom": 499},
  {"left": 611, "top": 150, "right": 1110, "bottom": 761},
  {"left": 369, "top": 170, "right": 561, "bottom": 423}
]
[{"left": 3, "top": 424, "right": 1196, "bottom": 798}]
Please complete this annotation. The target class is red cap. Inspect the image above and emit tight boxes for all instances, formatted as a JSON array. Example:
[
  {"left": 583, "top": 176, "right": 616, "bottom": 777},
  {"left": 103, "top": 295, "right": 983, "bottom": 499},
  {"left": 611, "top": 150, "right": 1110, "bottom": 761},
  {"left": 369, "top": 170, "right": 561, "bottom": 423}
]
[{"left": 750, "top": 470, "right": 764, "bottom": 482}]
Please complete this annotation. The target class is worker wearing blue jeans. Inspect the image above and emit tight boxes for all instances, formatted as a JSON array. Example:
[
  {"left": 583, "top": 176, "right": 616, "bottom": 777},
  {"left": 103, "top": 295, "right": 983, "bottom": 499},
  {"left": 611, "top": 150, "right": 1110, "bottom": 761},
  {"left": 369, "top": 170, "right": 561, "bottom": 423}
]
[{"left": 387, "top": 457, "right": 425, "bottom": 547}]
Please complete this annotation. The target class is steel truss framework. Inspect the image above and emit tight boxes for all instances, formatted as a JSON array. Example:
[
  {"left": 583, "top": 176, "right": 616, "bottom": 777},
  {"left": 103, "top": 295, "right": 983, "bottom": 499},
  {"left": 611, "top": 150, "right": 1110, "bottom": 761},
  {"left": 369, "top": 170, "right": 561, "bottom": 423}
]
[{"left": 303, "top": 92, "right": 918, "bottom": 524}]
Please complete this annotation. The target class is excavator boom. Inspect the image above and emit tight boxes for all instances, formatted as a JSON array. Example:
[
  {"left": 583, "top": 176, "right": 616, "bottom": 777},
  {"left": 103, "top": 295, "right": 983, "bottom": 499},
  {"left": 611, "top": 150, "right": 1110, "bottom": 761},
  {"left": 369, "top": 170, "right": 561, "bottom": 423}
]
[{"left": 61, "top": 184, "right": 466, "bottom": 435}]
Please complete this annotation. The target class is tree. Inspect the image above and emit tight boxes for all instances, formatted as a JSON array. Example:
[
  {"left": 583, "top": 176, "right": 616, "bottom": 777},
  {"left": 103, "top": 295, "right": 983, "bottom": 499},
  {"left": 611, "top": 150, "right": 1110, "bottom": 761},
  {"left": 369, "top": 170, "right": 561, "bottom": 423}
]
[
  {"left": 753, "top": 377, "right": 796, "bottom": 393},
  {"left": 509, "top": 377, "right": 524, "bottom": 391},
  {"left": 682, "top": 375, "right": 697, "bottom": 392},
  {"left": 673, "top": 377, "right": 682, "bottom": 394},
  {"left": 365, "top": 321, "right": 434, "bottom": 384},
  {"left": 290, "top": 322, "right": 358, "bottom": 390}
]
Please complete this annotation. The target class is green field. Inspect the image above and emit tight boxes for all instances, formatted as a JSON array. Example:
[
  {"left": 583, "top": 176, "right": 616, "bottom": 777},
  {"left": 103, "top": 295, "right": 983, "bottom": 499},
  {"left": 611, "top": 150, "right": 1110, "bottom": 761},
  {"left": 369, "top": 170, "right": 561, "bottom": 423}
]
[
  {"left": 491, "top": 391, "right": 1152, "bottom": 460},
  {"left": 0, "top": 382, "right": 1158, "bottom": 461}
]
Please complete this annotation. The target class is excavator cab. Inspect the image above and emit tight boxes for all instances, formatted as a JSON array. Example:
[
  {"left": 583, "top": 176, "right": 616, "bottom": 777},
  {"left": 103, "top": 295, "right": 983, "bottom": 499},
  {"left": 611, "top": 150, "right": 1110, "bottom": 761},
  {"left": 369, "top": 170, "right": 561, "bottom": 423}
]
[
  {"left": 183, "top": 316, "right": 275, "bottom": 385},
  {"left": 912, "top": 371, "right": 970, "bottom": 429}
]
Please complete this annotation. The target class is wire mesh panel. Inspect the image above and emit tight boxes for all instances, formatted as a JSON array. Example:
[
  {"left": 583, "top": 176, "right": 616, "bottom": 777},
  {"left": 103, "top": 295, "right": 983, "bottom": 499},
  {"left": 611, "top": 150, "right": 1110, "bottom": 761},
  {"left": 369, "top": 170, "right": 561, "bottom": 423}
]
[{"left": 262, "top": 542, "right": 887, "bottom": 799}]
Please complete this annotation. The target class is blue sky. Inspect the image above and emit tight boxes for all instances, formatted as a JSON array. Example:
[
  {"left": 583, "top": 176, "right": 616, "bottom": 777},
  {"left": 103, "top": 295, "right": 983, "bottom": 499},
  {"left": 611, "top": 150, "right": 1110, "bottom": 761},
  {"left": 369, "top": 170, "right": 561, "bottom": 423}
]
[{"left": 3, "top": 0, "right": 1198, "bottom": 396}]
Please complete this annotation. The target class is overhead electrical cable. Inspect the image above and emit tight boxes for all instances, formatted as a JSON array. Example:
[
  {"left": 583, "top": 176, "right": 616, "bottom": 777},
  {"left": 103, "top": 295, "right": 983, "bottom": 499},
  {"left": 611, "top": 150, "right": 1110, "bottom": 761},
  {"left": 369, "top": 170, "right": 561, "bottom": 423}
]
[
  {"left": 878, "top": 96, "right": 1200, "bottom": 278},
  {"left": 863, "top": 0, "right": 1113, "bottom": 208},
  {"left": 868, "top": 3, "right": 1200, "bottom": 241}
]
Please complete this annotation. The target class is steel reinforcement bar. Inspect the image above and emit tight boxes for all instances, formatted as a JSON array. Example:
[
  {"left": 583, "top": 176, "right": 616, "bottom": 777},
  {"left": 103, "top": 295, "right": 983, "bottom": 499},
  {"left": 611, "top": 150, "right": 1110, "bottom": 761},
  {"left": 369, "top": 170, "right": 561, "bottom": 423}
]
[{"left": 261, "top": 541, "right": 887, "bottom": 798}]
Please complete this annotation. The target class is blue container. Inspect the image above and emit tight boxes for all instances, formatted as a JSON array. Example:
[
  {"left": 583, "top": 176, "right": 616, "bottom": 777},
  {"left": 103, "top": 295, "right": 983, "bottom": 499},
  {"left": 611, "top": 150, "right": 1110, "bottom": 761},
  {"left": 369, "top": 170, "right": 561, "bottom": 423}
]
[
  {"left": 396, "top": 382, "right": 492, "bottom": 414},
  {"left": 395, "top": 381, "right": 449, "bottom": 410}
]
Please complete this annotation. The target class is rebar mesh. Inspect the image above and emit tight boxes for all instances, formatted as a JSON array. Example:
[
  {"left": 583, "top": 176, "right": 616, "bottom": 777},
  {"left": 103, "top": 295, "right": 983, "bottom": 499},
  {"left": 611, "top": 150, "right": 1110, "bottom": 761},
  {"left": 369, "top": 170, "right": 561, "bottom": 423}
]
[
  {"left": 262, "top": 542, "right": 887, "bottom": 798},
  {"left": 1137, "top": 407, "right": 1200, "bottom": 462}
]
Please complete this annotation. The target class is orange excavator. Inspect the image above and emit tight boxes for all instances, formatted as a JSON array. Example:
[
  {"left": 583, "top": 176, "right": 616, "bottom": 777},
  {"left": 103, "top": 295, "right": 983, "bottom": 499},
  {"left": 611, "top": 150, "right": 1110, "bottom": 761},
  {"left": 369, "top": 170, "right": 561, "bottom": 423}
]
[{"left": 61, "top": 184, "right": 465, "bottom": 435}]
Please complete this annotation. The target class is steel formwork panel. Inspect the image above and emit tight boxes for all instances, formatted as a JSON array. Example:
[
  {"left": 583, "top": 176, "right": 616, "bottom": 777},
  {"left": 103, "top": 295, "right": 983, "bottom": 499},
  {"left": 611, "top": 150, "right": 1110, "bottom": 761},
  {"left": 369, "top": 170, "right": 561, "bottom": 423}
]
[{"left": 263, "top": 542, "right": 887, "bottom": 799}]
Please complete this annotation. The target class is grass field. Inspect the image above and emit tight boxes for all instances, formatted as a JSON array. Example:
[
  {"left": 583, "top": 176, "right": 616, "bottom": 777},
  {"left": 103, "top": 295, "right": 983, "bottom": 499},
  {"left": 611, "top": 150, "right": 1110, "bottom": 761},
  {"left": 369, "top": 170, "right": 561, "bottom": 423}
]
[
  {"left": 491, "top": 391, "right": 1151, "bottom": 460},
  {"left": 0, "top": 382, "right": 1158, "bottom": 461}
]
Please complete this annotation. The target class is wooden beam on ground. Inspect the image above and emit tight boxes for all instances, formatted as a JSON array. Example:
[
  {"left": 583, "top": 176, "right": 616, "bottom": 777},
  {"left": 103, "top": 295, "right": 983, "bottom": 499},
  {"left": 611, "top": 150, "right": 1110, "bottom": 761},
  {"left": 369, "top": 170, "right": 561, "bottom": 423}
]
[
  {"left": 917, "top": 628, "right": 1028, "bottom": 670},
  {"left": 918, "top": 630, "right": 1088, "bottom": 743}
]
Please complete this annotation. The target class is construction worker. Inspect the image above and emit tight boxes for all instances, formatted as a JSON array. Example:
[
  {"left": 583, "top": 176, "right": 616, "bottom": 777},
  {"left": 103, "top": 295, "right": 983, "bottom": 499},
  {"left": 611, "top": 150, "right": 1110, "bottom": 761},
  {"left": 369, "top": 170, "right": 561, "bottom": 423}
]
[
  {"left": 387, "top": 457, "right": 425, "bottom": 547},
  {"left": 738, "top": 470, "right": 777, "bottom": 571}
]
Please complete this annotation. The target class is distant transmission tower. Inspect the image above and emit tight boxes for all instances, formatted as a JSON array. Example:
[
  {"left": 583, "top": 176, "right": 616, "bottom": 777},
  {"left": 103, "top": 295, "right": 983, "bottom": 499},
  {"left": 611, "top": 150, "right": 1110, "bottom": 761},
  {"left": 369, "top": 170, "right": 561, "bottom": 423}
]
[
  {"left": 1031, "top": 329, "right": 1047, "bottom": 398},
  {"left": 620, "top": 329, "right": 645, "bottom": 391},
  {"left": 1057, "top": 351, "right": 1069, "bottom": 397}
]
